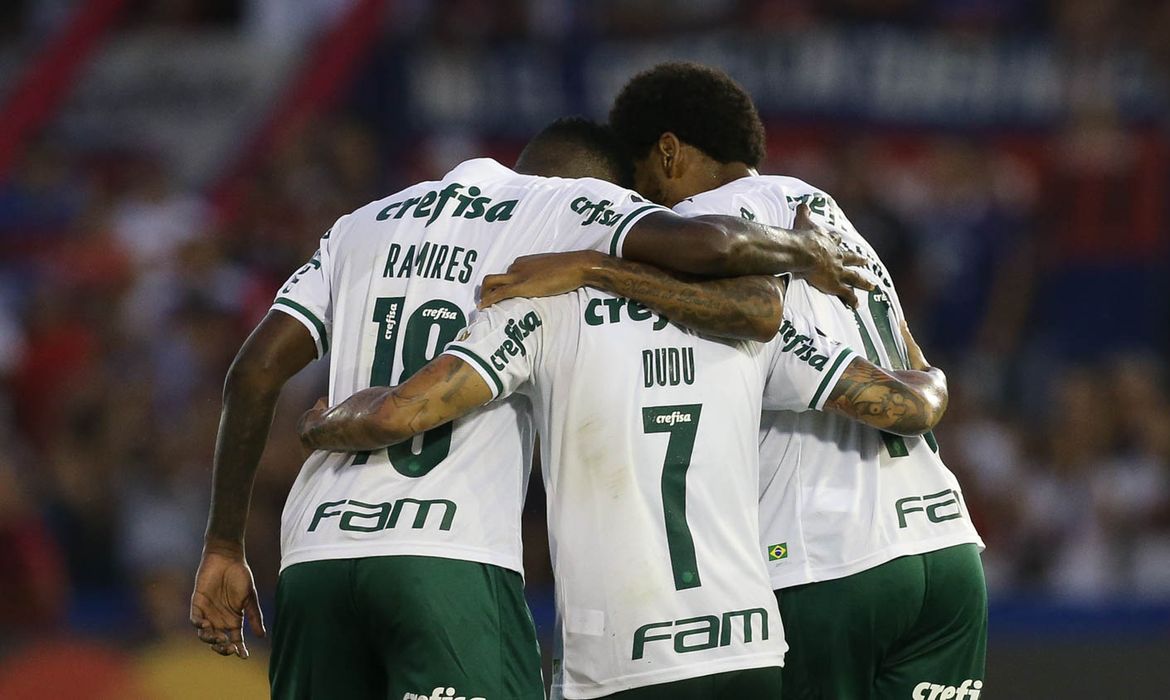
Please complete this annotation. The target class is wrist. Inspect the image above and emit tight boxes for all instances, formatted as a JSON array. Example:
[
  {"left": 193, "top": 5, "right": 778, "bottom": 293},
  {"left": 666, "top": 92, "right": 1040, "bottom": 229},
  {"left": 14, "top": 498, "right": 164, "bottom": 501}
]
[
  {"left": 203, "top": 535, "right": 245, "bottom": 559},
  {"left": 780, "top": 227, "right": 821, "bottom": 275},
  {"left": 580, "top": 251, "right": 614, "bottom": 287}
]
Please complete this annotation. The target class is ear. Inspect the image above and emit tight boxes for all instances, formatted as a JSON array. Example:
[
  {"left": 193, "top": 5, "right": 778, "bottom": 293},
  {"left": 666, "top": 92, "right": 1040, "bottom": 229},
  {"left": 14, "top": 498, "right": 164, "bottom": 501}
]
[{"left": 655, "top": 133, "right": 683, "bottom": 179}]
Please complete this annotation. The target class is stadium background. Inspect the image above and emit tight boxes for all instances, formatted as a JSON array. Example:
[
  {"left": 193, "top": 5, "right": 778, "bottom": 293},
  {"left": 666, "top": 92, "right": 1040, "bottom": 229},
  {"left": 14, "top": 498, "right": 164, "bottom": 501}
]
[{"left": 1, "top": 1, "right": 1168, "bottom": 697}]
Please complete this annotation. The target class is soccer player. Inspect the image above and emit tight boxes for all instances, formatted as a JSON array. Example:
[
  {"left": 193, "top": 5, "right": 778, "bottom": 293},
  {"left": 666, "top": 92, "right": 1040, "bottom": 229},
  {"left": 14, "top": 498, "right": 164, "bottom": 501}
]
[
  {"left": 600, "top": 62, "right": 988, "bottom": 699},
  {"left": 297, "top": 271, "right": 948, "bottom": 699},
  {"left": 189, "top": 117, "right": 870, "bottom": 699}
]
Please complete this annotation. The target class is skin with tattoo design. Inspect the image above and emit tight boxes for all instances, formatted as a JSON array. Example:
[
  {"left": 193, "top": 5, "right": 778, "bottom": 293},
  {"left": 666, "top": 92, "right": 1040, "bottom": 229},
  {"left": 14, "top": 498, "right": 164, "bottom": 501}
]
[
  {"left": 479, "top": 203, "right": 871, "bottom": 340},
  {"left": 299, "top": 317, "right": 946, "bottom": 455},
  {"left": 190, "top": 120, "right": 876, "bottom": 664},
  {"left": 480, "top": 250, "right": 787, "bottom": 341},
  {"left": 298, "top": 355, "right": 492, "bottom": 452}
]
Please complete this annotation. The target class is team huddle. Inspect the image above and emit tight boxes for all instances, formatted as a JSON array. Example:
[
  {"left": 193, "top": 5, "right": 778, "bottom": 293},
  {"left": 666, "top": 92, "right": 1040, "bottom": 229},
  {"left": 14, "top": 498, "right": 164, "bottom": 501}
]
[{"left": 191, "top": 63, "right": 987, "bottom": 700}]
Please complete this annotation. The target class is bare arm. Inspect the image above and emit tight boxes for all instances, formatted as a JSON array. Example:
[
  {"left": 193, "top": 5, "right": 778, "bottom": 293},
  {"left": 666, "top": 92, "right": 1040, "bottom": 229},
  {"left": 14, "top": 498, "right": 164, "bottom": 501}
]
[
  {"left": 192, "top": 311, "right": 317, "bottom": 658},
  {"left": 204, "top": 312, "right": 317, "bottom": 549},
  {"left": 480, "top": 250, "right": 785, "bottom": 342},
  {"left": 298, "top": 354, "right": 492, "bottom": 452},
  {"left": 824, "top": 357, "right": 948, "bottom": 436},
  {"left": 622, "top": 204, "right": 873, "bottom": 306}
]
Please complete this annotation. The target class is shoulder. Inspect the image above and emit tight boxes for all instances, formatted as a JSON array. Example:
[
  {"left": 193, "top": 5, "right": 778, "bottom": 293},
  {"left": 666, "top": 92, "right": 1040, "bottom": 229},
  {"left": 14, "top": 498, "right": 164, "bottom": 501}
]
[
  {"left": 674, "top": 175, "right": 810, "bottom": 216},
  {"left": 476, "top": 292, "right": 577, "bottom": 328}
]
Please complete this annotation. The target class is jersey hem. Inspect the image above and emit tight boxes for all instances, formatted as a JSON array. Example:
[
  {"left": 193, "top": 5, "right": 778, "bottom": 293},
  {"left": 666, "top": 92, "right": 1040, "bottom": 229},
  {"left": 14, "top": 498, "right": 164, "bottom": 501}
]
[
  {"left": 769, "top": 532, "right": 985, "bottom": 590},
  {"left": 279, "top": 542, "right": 523, "bottom": 578},
  {"left": 442, "top": 346, "right": 503, "bottom": 397},
  {"left": 272, "top": 299, "right": 329, "bottom": 357},
  {"left": 558, "top": 652, "right": 784, "bottom": 699}
]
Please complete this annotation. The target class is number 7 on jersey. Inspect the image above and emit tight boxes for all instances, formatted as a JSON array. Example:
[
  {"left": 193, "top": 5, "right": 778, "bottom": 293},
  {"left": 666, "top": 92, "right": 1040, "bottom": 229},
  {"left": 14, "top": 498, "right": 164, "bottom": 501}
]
[{"left": 642, "top": 404, "right": 703, "bottom": 591}]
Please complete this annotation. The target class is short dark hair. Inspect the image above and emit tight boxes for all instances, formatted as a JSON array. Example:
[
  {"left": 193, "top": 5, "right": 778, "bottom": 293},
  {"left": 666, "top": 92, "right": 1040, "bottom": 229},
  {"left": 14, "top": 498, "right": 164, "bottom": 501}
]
[
  {"left": 609, "top": 62, "right": 765, "bottom": 167},
  {"left": 515, "top": 116, "right": 633, "bottom": 187}
]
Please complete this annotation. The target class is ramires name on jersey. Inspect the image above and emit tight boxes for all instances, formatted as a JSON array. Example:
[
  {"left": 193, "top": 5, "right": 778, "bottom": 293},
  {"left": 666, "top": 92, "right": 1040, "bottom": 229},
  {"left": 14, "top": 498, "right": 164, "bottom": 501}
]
[
  {"left": 383, "top": 241, "right": 479, "bottom": 283},
  {"left": 777, "top": 318, "right": 832, "bottom": 370},
  {"left": 489, "top": 312, "right": 542, "bottom": 370},
  {"left": 376, "top": 182, "right": 517, "bottom": 226}
]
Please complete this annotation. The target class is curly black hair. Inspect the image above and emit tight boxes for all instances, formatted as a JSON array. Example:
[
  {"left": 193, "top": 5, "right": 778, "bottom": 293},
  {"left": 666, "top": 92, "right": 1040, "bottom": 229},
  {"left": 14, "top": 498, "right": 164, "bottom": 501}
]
[
  {"left": 516, "top": 116, "right": 633, "bottom": 187},
  {"left": 608, "top": 62, "right": 765, "bottom": 167}
]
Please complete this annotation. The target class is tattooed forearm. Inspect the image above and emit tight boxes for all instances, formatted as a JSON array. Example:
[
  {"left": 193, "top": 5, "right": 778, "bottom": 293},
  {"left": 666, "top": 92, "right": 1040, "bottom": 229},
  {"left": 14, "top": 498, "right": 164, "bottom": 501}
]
[
  {"left": 298, "top": 354, "right": 493, "bottom": 452},
  {"left": 825, "top": 358, "right": 947, "bottom": 436},
  {"left": 587, "top": 256, "right": 785, "bottom": 341},
  {"left": 299, "top": 387, "right": 400, "bottom": 451}
]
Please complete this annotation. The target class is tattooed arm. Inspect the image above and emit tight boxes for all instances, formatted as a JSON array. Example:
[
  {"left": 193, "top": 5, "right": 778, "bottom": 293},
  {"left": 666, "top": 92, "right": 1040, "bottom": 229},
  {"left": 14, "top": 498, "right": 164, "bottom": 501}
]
[
  {"left": 298, "top": 354, "right": 492, "bottom": 452},
  {"left": 824, "top": 359, "right": 948, "bottom": 436},
  {"left": 622, "top": 203, "right": 874, "bottom": 307},
  {"left": 481, "top": 250, "right": 785, "bottom": 342}
]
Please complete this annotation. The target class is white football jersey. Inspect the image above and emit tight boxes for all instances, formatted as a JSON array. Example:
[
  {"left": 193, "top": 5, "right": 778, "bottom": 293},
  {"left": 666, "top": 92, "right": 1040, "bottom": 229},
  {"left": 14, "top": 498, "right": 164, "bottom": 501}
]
[
  {"left": 273, "top": 158, "right": 668, "bottom": 574},
  {"left": 445, "top": 290, "right": 855, "bottom": 698},
  {"left": 675, "top": 176, "right": 984, "bottom": 590}
]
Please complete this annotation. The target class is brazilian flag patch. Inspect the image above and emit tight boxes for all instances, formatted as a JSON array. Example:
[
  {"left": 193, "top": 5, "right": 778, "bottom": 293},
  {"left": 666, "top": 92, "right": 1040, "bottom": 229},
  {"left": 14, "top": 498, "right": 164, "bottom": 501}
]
[{"left": 768, "top": 542, "right": 788, "bottom": 561}]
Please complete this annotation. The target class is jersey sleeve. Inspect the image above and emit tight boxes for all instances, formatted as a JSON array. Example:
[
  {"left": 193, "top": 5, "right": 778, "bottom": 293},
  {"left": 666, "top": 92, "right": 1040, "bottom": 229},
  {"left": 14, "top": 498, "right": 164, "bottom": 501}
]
[
  {"left": 546, "top": 179, "right": 670, "bottom": 257},
  {"left": 441, "top": 297, "right": 547, "bottom": 401},
  {"left": 271, "top": 223, "right": 339, "bottom": 359},
  {"left": 761, "top": 308, "right": 858, "bottom": 412}
]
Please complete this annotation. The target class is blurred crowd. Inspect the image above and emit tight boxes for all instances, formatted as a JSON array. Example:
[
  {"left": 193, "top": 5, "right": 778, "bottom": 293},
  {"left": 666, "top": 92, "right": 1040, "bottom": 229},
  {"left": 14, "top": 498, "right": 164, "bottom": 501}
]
[{"left": 0, "top": 0, "right": 1168, "bottom": 690}]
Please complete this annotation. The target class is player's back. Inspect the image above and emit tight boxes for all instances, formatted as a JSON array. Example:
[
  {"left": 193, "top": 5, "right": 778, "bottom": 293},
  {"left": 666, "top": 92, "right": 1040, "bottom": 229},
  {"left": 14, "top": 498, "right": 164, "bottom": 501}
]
[
  {"left": 273, "top": 158, "right": 667, "bottom": 575},
  {"left": 675, "top": 176, "right": 983, "bottom": 590},
  {"left": 444, "top": 288, "right": 845, "bottom": 697}
]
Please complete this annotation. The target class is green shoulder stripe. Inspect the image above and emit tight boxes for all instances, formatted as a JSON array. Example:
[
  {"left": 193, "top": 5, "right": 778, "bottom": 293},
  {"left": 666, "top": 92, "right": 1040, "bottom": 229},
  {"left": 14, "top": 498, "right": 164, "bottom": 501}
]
[
  {"left": 274, "top": 298, "right": 330, "bottom": 355},
  {"left": 446, "top": 346, "right": 504, "bottom": 396},
  {"left": 609, "top": 204, "right": 662, "bottom": 256},
  {"left": 808, "top": 349, "right": 855, "bottom": 410}
]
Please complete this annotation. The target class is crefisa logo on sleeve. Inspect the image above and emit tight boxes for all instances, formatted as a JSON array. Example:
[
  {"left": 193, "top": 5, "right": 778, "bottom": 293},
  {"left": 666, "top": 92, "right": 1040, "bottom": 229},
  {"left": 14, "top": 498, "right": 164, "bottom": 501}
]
[
  {"left": 911, "top": 679, "right": 982, "bottom": 699},
  {"left": 403, "top": 687, "right": 484, "bottom": 700}
]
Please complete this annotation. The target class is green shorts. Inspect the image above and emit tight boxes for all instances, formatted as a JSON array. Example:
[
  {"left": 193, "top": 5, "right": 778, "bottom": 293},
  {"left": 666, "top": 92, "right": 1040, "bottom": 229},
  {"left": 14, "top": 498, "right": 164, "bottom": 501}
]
[
  {"left": 596, "top": 666, "right": 781, "bottom": 700},
  {"left": 270, "top": 555, "right": 544, "bottom": 700},
  {"left": 777, "top": 543, "right": 987, "bottom": 700}
]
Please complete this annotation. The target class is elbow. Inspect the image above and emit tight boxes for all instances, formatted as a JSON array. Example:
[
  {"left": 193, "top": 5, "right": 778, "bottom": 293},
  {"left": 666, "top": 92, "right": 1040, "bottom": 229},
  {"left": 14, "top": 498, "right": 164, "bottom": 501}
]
[
  {"left": 923, "top": 379, "right": 949, "bottom": 432},
  {"left": 744, "top": 279, "right": 786, "bottom": 342},
  {"left": 897, "top": 373, "right": 949, "bottom": 436},
  {"left": 744, "top": 307, "right": 783, "bottom": 343},
  {"left": 746, "top": 324, "right": 777, "bottom": 343},
  {"left": 899, "top": 401, "right": 945, "bottom": 436}
]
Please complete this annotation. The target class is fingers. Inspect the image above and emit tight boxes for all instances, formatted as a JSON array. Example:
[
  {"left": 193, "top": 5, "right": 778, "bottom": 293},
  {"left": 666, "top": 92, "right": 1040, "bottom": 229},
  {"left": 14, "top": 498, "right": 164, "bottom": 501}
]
[
  {"left": 478, "top": 274, "right": 514, "bottom": 309},
  {"left": 478, "top": 284, "right": 517, "bottom": 309},
  {"left": 481, "top": 273, "right": 511, "bottom": 291},
  {"left": 900, "top": 319, "right": 929, "bottom": 369},
  {"left": 228, "top": 627, "right": 250, "bottom": 659},
  {"left": 842, "top": 251, "right": 868, "bottom": 268},
  {"left": 210, "top": 640, "right": 244, "bottom": 658},
  {"left": 246, "top": 597, "right": 267, "bottom": 638},
  {"left": 793, "top": 203, "right": 813, "bottom": 229},
  {"left": 198, "top": 625, "right": 229, "bottom": 645},
  {"left": 837, "top": 287, "right": 859, "bottom": 310},
  {"left": 841, "top": 268, "right": 877, "bottom": 293}
]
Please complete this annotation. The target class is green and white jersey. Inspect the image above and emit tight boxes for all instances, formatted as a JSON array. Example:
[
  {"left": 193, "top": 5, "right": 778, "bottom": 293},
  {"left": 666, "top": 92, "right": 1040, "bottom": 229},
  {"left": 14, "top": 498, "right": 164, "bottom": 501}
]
[
  {"left": 272, "top": 158, "right": 668, "bottom": 575},
  {"left": 444, "top": 290, "right": 854, "bottom": 698},
  {"left": 675, "top": 176, "right": 984, "bottom": 591}
]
